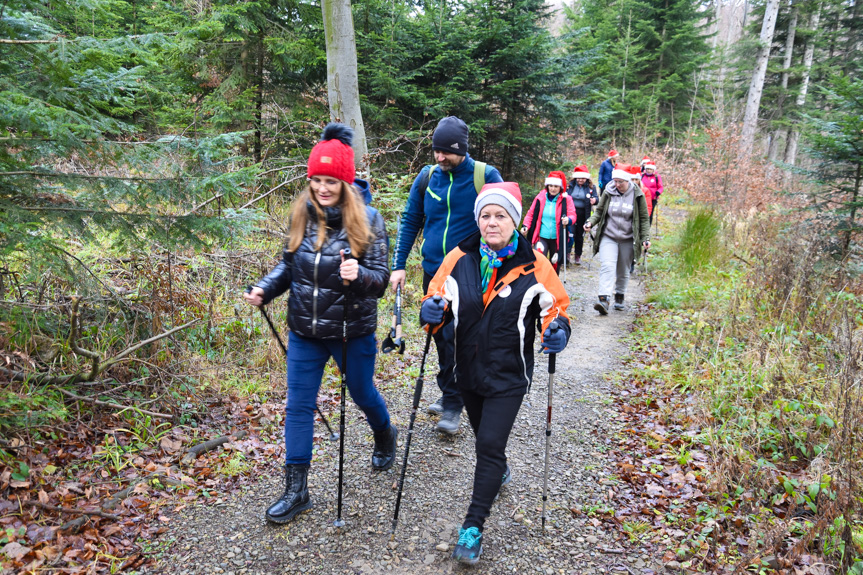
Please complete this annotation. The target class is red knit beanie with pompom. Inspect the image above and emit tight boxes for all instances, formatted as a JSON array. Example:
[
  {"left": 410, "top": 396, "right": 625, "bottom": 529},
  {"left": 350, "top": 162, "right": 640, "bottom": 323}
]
[{"left": 307, "top": 123, "right": 355, "bottom": 183}]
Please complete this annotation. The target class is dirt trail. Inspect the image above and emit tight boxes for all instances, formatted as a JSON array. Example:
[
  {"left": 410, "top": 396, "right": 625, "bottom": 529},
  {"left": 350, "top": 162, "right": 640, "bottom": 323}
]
[{"left": 151, "top": 249, "right": 659, "bottom": 575}]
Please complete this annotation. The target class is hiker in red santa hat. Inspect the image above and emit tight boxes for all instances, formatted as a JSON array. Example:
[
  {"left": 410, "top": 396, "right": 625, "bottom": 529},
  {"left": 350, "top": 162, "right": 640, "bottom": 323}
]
[
  {"left": 565, "top": 165, "right": 599, "bottom": 265},
  {"left": 598, "top": 149, "right": 620, "bottom": 192},
  {"left": 521, "top": 170, "right": 576, "bottom": 274}
]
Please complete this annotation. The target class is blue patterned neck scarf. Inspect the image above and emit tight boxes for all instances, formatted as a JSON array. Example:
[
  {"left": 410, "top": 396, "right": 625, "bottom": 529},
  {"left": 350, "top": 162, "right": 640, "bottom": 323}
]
[{"left": 479, "top": 231, "right": 519, "bottom": 293}]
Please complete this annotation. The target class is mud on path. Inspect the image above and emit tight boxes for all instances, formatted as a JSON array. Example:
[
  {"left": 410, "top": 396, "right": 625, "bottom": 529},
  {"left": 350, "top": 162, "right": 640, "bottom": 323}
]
[{"left": 150, "top": 249, "right": 661, "bottom": 575}]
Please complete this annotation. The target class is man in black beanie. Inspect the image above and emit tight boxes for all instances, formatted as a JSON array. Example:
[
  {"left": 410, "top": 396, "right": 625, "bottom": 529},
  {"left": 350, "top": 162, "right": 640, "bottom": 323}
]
[{"left": 390, "top": 117, "right": 503, "bottom": 435}]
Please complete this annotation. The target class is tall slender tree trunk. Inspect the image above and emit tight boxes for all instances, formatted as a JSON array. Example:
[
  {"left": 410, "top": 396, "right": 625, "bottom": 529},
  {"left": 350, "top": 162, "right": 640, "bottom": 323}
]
[
  {"left": 739, "top": 0, "right": 780, "bottom": 157},
  {"left": 768, "top": 1, "right": 797, "bottom": 164},
  {"left": 322, "top": 0, "right": 368, "bottom": 171},
  {"left": 784, "top": 2, "right": 821, "bottom": 170}
]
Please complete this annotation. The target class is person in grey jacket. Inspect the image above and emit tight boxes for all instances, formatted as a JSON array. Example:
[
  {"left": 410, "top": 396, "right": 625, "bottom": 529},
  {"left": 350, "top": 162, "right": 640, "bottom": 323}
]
[
  {"left": 243, "top": 124, "right": 395, "bottom": 525},
  {"left": 565, "top": 165, "right": 599, "bottom": 265},
  {"left": 583, "top": 164, "right": 650, "bottom": 314}
]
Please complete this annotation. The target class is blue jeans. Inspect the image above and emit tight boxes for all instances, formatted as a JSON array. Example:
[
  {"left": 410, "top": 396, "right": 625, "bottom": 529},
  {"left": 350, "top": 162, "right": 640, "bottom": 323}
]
[{"left": 284, "top": 331, "right": 390, "bottom": 465}]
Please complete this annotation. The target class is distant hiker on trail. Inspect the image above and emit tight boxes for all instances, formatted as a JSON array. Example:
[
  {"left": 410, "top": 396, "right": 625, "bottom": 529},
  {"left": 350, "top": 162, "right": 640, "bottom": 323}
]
[
  {"left": 420, "top": 182, "right": 571, "bottom": 565},
  {"left": 640, "top": 155, "right": 651, "bottom": 172},
  {"left": 390, "top": 116, "right": 503, "bottom": 436},
  {"left": 598, "top": 149, "right": 620, "bottom": 192},
  {"left": 584, "top": 163, "right": 650, "bottom": 315},
  {"left": 244, "top": 124, "right": 396, "bottom": 525},
  {"left": 565, "top": 165, "right": 598, "bottom": 265},
  {"left": 641, "top": 161, "right": 663, "bottom": 225},
  {"left": 521, "top": 170, "right": 575, "bottom": 274}
]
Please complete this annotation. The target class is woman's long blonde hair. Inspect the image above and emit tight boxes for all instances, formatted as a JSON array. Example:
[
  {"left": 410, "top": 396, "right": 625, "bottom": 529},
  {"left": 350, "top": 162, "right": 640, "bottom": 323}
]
[{"left": 287, "top": 180, "right": 372, "bottom": 256}]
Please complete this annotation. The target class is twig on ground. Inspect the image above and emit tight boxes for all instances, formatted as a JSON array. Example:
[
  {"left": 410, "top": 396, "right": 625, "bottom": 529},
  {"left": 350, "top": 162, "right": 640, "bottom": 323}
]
[{"left": 181, "top": 430, "right": 249, "bottom": 464}]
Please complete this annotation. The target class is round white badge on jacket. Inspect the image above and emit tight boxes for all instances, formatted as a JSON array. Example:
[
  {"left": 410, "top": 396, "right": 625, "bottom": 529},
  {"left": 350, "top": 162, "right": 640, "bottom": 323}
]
[{"left": 498, "top": 285, "right": 512, "bottom": 298}]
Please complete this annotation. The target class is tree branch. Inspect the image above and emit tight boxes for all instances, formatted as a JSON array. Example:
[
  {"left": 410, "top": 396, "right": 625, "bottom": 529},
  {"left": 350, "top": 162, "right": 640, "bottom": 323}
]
[
  {"left": 239, "top": 174, "right": 305, "bottom": 209},
  {"left": 24, "top": 500, "right": 121, "bottom": 521},
  {"left": 55, "top": 388, "right": 174, "bottom": 419}
]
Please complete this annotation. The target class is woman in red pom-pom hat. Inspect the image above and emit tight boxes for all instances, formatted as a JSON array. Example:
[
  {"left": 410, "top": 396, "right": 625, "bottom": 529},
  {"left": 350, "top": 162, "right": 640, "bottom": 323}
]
[{"left": 243, "top": 123, "right": 396, "bottom": 525}]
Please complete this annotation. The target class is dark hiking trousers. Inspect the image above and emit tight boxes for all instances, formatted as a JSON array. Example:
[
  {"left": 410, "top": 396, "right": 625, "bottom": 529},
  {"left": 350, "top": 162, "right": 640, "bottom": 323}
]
[
  {"left": 573, "top": 206, "right": 590, "bottom": 258},
  {"left": 460, "top": 389, "right": 524, "bottom": 531},
  {"left": 423, "top": 271, "right": 463, "bottom": 413}
]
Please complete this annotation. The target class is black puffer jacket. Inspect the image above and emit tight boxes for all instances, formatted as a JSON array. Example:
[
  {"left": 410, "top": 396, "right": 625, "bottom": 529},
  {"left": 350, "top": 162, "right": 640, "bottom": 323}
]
[{"left": 255, "top": 203, "right": 389, "bottom": 340}]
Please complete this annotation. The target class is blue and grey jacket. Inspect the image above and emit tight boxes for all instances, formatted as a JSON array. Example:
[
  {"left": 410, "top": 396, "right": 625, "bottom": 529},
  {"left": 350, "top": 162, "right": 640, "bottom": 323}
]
[{"left": 393, "top": 154, "right": 502, "bottom": 275}]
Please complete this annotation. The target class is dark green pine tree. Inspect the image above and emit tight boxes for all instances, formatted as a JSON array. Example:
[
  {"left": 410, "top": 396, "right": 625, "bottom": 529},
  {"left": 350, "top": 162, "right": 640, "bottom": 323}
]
[
  {"left": 799, "top": 74, "right": 863, "bottom": 263},
  {"left": 563, "top": 0, "right": 709, "bottom": 147},
  {"left": 0, "top": 0, "right": 259, "bottom": 290}
]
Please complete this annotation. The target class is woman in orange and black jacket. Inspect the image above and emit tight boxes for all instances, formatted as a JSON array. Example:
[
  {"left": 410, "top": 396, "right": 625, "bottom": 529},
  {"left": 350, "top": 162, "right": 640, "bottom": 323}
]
[{"left": 420, "top": 182, "right": 570, "bottom": 565}]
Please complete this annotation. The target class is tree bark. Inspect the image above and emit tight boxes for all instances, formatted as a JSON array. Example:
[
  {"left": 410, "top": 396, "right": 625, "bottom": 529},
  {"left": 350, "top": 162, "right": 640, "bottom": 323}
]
[
  {"left": 784, "top": 2, "right": 821, "bottom": 169},
  {"left": 321, "top": 0, "right": 368, "bottom": 172},
  {"left": 767, "top": 1, "right": 797, "bottom": 164},
  {"left": 740, "top": 0, "right": 781, "bottom": 157}
]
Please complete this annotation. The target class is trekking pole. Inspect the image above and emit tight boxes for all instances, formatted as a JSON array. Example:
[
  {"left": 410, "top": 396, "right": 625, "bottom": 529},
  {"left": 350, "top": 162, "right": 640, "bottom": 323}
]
[
  {"left": 561, "top": 220, "right": 567, "bottom": 284},
  {"left": 541, "top": 322, "right": 559, "bottom": 532},
  {"left": 334, "top": 248, "right": 352, "bottom": 529},
  {"left": 390, "top": 297, "right": 439, "bottom": 539},
  {"left": 382, "top": 218, "right": 405, "bottom": 354},
  {"left": 245, "top": 287, "right": 337, "bottom": 441}
]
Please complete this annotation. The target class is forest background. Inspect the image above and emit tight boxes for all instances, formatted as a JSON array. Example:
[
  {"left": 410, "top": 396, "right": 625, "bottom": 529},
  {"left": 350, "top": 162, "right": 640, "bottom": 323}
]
[{"left": 1, "top": 0, "right": 862, "bottom": 572}]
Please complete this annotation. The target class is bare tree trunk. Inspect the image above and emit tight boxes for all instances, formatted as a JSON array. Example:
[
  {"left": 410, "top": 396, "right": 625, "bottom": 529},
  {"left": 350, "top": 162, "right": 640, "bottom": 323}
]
[
  {"left": 784, "top": 2, "right": 821, "bottom": 170},
  {"left": 768, "top": 1, "right": 797, "bottom": 165},
  {"left": 322, "top": 0, "right": 368, "bottom": 172},
  {"left": 740, "top": 0, "right": 781, "bottom": 157}
]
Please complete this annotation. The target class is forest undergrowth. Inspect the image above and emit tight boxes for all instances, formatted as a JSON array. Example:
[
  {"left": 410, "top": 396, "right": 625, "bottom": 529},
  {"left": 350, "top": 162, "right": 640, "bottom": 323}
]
[{"left": 619, "top": 187, "right": 863, "bottom": 572}]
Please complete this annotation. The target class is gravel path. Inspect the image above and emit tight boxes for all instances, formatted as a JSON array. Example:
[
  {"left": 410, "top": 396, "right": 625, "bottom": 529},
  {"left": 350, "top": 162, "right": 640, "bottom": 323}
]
[{"left": 152, "top": 250, "right": 658, "bottom": 575}]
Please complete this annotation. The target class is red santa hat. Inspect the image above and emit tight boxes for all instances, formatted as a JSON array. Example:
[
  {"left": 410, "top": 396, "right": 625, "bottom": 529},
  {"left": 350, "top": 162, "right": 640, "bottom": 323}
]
[
  {"left": 607, "top": 149, "right": 620, "bottom": 159},
  {"left": 640, "top": 155, "right": 652, "bottom": 166},
  {"left": 572, "top": 165, "right": 591, "bottom": 179},
  {"left": 627, "top": 165, "right": 642, "bottom": 180},
  {"left": 611, "top": 163, "right": 633, "bottom": 181},
  {"left": 643, "top": 161, "right": 657, "bottom": 172},
  {"left": 544, "top": 170, "right": 567, "bottom": 189}
]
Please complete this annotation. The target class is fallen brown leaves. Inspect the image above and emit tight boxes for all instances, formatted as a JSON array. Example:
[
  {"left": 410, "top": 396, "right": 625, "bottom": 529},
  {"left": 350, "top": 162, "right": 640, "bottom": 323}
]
[
  {"left": 0, "top": 390, "right": 331, "bottom": 574},
  {"left": 594, "top": 304, "right": 835, "bottom": 575}
]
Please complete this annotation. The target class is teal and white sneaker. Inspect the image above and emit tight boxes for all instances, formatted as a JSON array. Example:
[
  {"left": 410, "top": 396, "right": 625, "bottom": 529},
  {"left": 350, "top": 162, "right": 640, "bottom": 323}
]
[{"left": 452, "top": 526, "right": 483, "bottom": 565}]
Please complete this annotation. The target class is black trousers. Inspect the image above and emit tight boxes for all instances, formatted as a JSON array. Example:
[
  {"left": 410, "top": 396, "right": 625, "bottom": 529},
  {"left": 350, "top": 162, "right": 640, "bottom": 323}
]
[
  {"left": 461, "top": 389, "right": 524, "bottom": 531},
  {"left": 649, "top": 198, "right": 658, "bottom": 225},
  {"left": 423, "top": 271, "right": 463, "bottom": 412},
  {"left": 572, "top": 206, "right": 589, "bottom": 258},
  {"left": 535, "top": 237, "right": 560, "bottom": 275}
]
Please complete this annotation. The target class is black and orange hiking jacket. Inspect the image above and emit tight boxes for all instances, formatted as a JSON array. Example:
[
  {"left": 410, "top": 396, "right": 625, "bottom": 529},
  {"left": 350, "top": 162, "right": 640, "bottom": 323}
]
[{"left": 423, "top": 231, "right": 571, "bottom": 398}]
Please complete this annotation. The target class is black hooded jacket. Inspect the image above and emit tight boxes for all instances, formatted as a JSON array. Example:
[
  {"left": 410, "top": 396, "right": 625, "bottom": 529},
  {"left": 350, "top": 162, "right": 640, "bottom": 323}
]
[{"left": 255, "top": 203, "right": 389, "bottom": 339}]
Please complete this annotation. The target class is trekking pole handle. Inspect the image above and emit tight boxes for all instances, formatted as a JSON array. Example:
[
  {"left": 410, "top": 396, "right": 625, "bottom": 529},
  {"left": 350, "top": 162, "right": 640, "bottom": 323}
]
[
  {"left": 341, "top": 248, "right": 352, "bottom": 287},
  {"left": 548, "top": 322, "right": 558, "bottom": 373}
]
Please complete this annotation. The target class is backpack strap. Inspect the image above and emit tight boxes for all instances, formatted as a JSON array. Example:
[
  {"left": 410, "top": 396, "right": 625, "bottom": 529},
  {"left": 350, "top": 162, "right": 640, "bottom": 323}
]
[{"left": 473, "top": 161, "right": 487, "bottom": 194}]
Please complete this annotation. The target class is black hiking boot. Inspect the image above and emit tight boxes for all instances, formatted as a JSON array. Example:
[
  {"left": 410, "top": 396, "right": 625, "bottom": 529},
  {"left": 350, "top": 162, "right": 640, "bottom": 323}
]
[
  {"left": 372, "top": 424, "right": 398, "bottom": 471},
  {"left": 594, "top": 295, "right": 609, "bottom": 315},
  {"left": 265, "top": 464, "right": 312, "bottom": 524},
  {"left": 613, "top": 293, "right": 625, "bottom": 311}
]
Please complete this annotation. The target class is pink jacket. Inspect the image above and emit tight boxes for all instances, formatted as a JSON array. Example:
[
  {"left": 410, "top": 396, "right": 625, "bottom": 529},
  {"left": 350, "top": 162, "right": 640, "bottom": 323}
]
[{"left": 641, "top": 173, "right": 663, "bottom": 201}]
